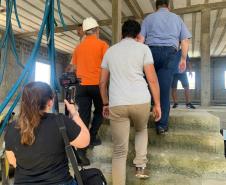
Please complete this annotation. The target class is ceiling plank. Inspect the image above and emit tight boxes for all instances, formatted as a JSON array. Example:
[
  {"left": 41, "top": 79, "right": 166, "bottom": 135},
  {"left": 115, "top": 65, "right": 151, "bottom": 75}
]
[
  {"left": 13, "top": 1, "right": 226, "bottom": 41},
  {"left": 73, "top": 0, "right": 111, "bottom": 39},
  {"left": 92, "top": 0, "right": 111, "bottom": 18}
]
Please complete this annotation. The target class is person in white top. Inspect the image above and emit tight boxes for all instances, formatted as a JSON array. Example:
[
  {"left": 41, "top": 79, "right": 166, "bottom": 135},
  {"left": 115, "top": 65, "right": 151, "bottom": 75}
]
[{"left": 99, "top": 20, "right": 161, "bottom": 185}]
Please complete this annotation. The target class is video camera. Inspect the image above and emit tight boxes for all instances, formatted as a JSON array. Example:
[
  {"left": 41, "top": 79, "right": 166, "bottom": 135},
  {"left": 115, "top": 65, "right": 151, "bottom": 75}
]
[
  {"left": 59, "top": 72, "right": 80, "bottom": 115},
  {"left": 59, "top": 72, "right": 80, "bottom": 89}
]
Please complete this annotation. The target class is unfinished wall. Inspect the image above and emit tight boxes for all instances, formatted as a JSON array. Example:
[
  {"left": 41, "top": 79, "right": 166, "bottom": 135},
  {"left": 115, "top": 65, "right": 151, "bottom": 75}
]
[{"left": 0, "top": 38, "right": 70, "bottom": 103}]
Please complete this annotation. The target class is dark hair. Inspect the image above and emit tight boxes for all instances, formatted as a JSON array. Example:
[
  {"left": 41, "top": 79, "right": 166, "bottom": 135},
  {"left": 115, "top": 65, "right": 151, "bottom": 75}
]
[
  {"left": 156, "top": 0, "right": 169, "bottom": 9},
  {"left": 18, "top": 81, "right": 54, "bottom": 145},
  {"left": 122, "top": 20, "right": 141, "bottom": 39}
]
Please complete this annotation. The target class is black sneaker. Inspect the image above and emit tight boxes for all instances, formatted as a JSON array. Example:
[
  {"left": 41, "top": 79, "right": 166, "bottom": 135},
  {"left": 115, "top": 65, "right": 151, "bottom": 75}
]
[
  {"left": 90, "top": 136, "right": 102, "bottom": 147},
  {"left": 186, "top": 103, "right": 196, "bottom": 109},
  {"left": 172, "top": 103, "right": 178, "bottom": 108}
]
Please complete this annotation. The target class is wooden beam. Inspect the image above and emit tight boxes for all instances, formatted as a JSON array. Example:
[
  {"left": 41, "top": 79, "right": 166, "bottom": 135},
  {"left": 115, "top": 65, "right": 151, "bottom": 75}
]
[
  {"left": 170, "top": 0, "right": 174, "bottom": 10},
  {"left": 73, "top": 0, "right": 112, "bottom": 39},
  {"left": 172, "top": 2, "right": 226, "bottom": 15},
  {"left": 15, "top": 16, "right": 135, "bottom": 38},
  {"left": 200, "top": 8, "right": 211, "bottom": 106},
  {"left": 131, "top": 0, "right": 144, "bottom": 17},
  {"left": 192, "top": 13, "right": 196, "bottom": 55},
  {"left": 186, "top": 0, "right": 191, "bottom": 6},
  {"left": 149, "top": 0, "right": 156, "bottom": 11},
  {"left": 210, "top": 9, "right": 223, "bottom": 44},
  {"left": 14, "top": 1, "right": 226, "bottom": 39},
  {"left": 125, "top": 0, "right": 140, "bottom": 18},
  {"left": 112, "top": 0, "right": 121, "bottom": 44},
  {"left": 212, "top": 23, "right": 226, "bottom": 55}
]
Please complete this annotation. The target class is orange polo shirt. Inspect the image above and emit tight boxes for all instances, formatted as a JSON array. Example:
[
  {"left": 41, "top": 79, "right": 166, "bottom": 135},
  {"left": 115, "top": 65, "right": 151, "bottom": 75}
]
[{"left": 72, "top": 35, "right": 109, "bottom": 85}]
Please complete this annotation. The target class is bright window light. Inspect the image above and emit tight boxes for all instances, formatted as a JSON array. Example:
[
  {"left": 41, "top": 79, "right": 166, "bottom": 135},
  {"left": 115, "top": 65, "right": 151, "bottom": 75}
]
[
  {"left": 177, "top": 72, "right": 196, "bottom": 90},
  {"left": 225, "top": 71, "right": 226, "bottom": 89},
  {"left": 35, "top": 62, "right": 51, "bottom": 85}
]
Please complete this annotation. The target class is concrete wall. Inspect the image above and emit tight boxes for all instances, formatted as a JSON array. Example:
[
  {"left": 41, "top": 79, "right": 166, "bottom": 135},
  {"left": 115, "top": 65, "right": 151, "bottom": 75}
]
[
  {"left": 0, "top": 38, "right": 70, "bottom": 103},
  {"left": 173, "top": 57, "right": 226, "bottom": 105}
]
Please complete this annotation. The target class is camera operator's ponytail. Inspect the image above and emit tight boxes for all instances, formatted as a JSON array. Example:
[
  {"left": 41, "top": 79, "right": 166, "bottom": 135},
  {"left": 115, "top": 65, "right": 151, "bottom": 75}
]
[{"left": 18, "top": 82, "right": 54, "bottom": 145}]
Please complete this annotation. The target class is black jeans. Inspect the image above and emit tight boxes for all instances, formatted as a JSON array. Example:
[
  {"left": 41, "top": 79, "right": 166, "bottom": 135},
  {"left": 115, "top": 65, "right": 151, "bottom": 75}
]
[{"left": 76, "top": 85, "right": 103, "bottom": 139}]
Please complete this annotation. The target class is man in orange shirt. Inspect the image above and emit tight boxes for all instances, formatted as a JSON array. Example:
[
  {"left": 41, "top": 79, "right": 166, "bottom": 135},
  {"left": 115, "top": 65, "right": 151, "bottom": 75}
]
[{"left": 69, "top": 17, "right": 109, "bottom": 165}]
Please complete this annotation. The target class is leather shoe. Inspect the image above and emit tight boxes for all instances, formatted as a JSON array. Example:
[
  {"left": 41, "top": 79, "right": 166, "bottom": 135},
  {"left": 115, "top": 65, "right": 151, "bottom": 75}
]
[{"left": 156, "top": 127, "right": 165, "bottom": 135}]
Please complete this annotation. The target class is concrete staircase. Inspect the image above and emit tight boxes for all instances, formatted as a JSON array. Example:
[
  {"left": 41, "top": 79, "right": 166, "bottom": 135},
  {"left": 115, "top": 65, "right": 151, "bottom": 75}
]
[{"left": 86, "top": 109, "right": 226, "bottom": 185}]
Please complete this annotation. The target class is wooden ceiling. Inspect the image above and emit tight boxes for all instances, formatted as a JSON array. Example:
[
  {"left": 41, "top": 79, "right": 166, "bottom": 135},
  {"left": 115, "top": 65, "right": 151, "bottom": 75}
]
[{"left": 0, "top": 0, "right": 226, "bottom": 57}]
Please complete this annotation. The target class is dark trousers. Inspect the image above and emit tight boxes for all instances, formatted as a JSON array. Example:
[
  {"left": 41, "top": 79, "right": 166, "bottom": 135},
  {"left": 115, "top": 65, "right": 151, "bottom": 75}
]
[
  {"left": 149, "top": 46, "right": 177, "bottom": 129},
  {"left": 76, "top": 85, "right": 103, "bottom": 138}
]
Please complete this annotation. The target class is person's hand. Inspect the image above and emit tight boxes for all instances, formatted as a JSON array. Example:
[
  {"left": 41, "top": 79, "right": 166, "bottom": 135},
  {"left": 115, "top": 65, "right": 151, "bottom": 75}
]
[
  {"left": 102, "top": 105, "right": 109, "bottom": 118},
  {"left": 64, "top": 99, "right": 79, "bottom": 117},
  {"left": 152, "top": 104, "right": 161, "bottom": 122},
  {"left": 179, "top": 58, "right": 186, "bottom": 73}
]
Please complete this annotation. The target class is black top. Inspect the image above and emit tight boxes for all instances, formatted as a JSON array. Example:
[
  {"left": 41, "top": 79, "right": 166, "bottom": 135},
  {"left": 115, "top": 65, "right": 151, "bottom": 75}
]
[{"left": 5, "top": 113, "right": 81, "bottom": 185}]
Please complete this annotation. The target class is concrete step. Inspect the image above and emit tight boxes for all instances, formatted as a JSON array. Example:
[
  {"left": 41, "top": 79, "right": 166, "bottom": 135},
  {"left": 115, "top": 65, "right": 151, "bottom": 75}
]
[
  {"left": 148, "top": 110, "right": 220, "bottom": 132},
  {"left": 103, "top": 110, "right": 221, "bottom": 132},
  {"left": 86, "top": 163, "right": 226, "bottom": 185},
  {"left": 88, "top": 143, "right": 226, "bottom": 177},
  {"left": 86, "top": 144, "right": 226, "bottom": 185},
  {"left": 99, "top": 124, "right": 224, "bottom": 154}
]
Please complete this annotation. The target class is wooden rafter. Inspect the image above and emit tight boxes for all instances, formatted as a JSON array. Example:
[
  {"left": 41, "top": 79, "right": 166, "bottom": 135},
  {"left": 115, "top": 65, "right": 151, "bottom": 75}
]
[
  {"left": 92, "top": 0, "right": 111, "bottom": 18},
  {"left": 131, "top": 0, "right": 144, "bottom": 18},
  {"left": 210, "top": 9, "right": 223, "bottom": 44},
  {"left": 125, "top": 0, "right": 140, "bottom": 18},
  {"left": 170, "top": 0, "right": 174, "bottom": 10},
  {"left": 13, "top": 1, "right": 226, "bottom": 41},
  {"left": 192, "top": 13, "right": 196, "bottom": 55},
  {"left": 73, "top": 0, "right": 111, "bottom": 40},
  {"left": 149, "top": 0, "right": 156, "bottom": 11},
  {"left": 213, "top": 23, "right": 226, "bottom": 55},
  {"left": 187, "top": 0, "right": 191, "bottom": 7}
]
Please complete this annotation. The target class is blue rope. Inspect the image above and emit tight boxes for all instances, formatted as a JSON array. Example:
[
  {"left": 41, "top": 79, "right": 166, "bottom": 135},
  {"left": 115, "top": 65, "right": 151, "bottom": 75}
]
[
  {"left": 13, "top": 0, "right": 22, "bottom": 28},
  {"left": 0, "top": 92, "right": 21, "bottom": 135},
  {"left": 0, "top": 41, "right": 8, "bottom": 84},
  {"left": 0, "top": 0, "right": 24, "bottom": 84},
  {"left": 57, "top": 0, "right": 67, "bottom": 31},
  {"left": 0, "top": 0, "right": 66, "bottom": 132},
  {"left": 0, "top": 0, "right": 51, "bottom": 114}
]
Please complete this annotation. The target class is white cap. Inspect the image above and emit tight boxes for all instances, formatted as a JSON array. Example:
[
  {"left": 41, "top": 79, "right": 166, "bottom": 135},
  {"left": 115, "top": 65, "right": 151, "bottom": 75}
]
[{"left": 82, "top": 17, "right": 99, "bottom": 31}]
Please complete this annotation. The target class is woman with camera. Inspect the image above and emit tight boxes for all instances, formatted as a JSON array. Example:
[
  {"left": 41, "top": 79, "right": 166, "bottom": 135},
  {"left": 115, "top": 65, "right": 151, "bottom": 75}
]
[{"left": 4, "top": 81, "right": 90, "bottom": 185}]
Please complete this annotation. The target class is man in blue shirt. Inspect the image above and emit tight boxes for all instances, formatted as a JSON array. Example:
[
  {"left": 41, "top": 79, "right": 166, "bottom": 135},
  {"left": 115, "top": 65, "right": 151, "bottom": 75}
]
[
  {"left": 139, "top": 0, "right": 192, "bottom": 135},
  {"left": 171, "top": 50, "right": 196, "bottom": 109}
]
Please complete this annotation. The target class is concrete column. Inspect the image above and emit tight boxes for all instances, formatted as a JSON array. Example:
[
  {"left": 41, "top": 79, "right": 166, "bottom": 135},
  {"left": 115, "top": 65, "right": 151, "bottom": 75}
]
[
  {"left": 200, "top": 8, "right": 211, "bottom": 106},
  {"left": 112, "top": 0, "right": 122, "bottom": 44}
]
